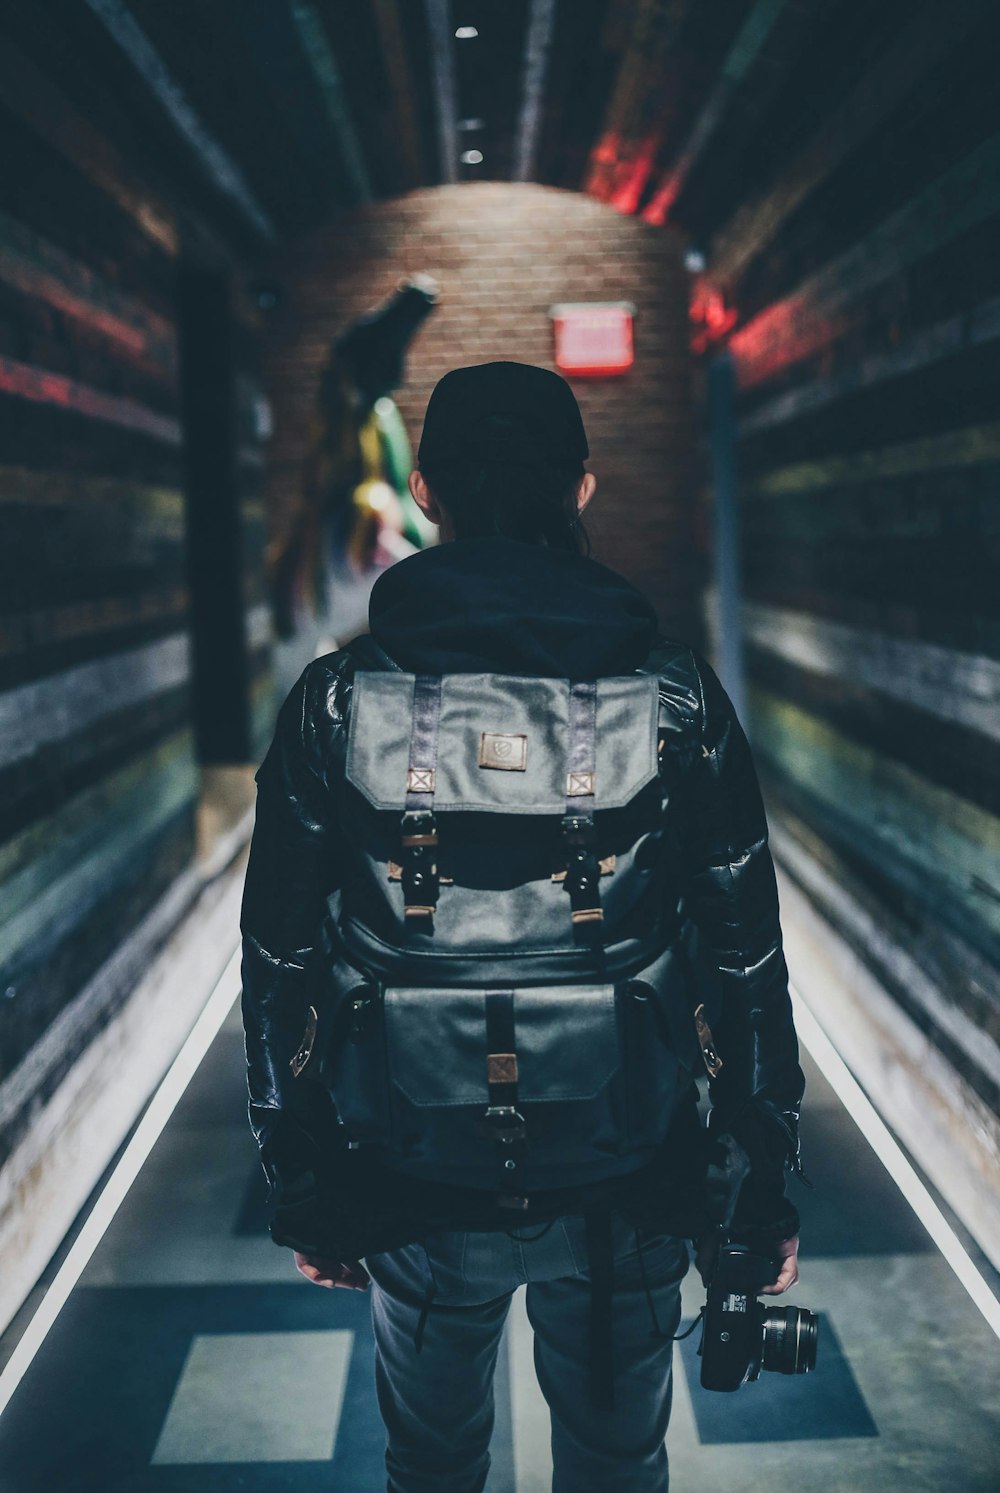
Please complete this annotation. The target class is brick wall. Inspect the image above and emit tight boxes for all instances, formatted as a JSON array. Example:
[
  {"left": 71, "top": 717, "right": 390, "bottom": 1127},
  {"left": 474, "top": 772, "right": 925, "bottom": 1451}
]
[{"left": 260, "top": 182, "right": 701, "bottom": 644}]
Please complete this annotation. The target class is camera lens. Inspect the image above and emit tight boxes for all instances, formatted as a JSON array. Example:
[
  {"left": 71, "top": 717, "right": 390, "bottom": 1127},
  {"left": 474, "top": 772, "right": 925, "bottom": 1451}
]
[{"left": 761, "top": 1306, "right": 818, "bottom": 1374}]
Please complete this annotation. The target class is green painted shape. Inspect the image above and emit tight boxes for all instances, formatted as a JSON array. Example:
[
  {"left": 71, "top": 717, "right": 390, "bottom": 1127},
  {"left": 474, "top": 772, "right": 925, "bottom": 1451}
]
[
  {"left": 749, "top": 688, "right": 1000, "bottom": 957},
  {"left": 0, "top": 729, "right": 197, "bottom": 972}
]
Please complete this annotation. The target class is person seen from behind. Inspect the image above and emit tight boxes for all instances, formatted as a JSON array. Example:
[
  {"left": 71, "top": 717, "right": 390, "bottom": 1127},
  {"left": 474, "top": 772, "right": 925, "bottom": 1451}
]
[{"left": 240, "top": 361, "right": 806, "bottom": 1492}]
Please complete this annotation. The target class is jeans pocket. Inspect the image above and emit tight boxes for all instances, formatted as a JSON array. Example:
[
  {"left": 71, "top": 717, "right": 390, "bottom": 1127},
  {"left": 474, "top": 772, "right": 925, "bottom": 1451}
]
[
  {"left": 612, "top": 1218, "right": 690, "bottom": 1287},
  {"left": 421, "top": 1229, "right": 470, "bottom": 1301}
]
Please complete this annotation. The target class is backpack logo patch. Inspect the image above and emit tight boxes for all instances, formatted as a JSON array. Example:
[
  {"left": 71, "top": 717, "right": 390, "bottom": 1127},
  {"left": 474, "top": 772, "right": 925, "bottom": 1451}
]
[{"left": 479, "top": 731, "right": 527, "bottom": 771}]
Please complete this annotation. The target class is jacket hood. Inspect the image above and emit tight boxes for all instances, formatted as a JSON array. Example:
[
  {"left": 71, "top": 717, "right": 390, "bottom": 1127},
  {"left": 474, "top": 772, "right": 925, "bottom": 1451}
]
[{"left": 367, "top": 536, "right": 660, "bottom": 679}]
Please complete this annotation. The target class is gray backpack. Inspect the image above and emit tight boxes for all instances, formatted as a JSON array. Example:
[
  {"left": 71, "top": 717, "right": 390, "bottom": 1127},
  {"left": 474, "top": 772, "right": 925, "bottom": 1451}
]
[{"left": 315, "top": 645, "right": 712, "bottom": 1212}]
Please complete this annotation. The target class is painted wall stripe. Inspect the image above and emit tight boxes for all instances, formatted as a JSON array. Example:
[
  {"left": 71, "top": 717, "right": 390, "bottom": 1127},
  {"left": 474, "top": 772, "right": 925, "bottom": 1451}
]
[
  {"left": 642, "top": 0, "right": 790, "bottom": 223},
  {"left": 731, "top": 131, "right": 1000, "bottom": 386},
  {"left": 752, "top": 689, "right": 1000, "bottom": 948},
  {"left": 773, "top": 821, "right": 1000, "bottom": 1096},
  {"left": 0, "top": 748, "right": 197, "bottom": 975},
  {"left": 83, "top": 0, "right": 275, "bottom": 241},
  {"left": 0, "top": 589, "right": 189, "bottom": 668},
  {"left": 743, "top": 601, "right": 1000, "bottom": 744},
  {"left": 0, "top": 632, "right": 191, "bottom": 773},
  {"left": 289, "top": 1, "right": 373, "bottom": 203},
  {"left": 0, "top": 354, "right": 181, "bottom": 444},
  {"left": 0, "top": 208, "right": 177, "bottom": 373},
  {"left": 0, "top": 37, "right": 178, "bottom": 257},
  {"left": 749, "top": 421, "right": 1000, "bottom": 497},
  {"left": 738, "top": 293, "right": 1000, "bottom": 435},
  {"left": 709, "top": 0, "right": 987, "bottom": 285},
  {"left": 0, "top": 731, "right": 194, "bottom": 930}
]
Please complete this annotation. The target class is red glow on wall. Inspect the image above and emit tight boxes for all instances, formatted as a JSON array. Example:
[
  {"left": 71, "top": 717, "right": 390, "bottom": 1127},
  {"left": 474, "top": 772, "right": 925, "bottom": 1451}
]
[
  {"left": 689, "top": 284, "right": 737, "bottom": 354},
  {"left": 550, "top": 303, "right": 635, "bottom": 376}
]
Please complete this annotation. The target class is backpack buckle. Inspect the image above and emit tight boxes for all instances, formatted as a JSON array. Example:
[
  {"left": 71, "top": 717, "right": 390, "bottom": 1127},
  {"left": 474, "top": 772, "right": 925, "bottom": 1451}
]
[
  {"left": 400, "top": 809, "right": 440, "bottom": 919},
  {"left": 480, "top": 1105, "right": 526, "bottom": 1143},
  {"left": 401, "top": 809, "right": 438, "bottom": 847}
]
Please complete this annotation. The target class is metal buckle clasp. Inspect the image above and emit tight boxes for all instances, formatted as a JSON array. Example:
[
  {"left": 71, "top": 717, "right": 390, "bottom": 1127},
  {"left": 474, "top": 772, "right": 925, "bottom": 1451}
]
[{"left": 479, "top": 1105, "right": 526, "bottom": 1143}]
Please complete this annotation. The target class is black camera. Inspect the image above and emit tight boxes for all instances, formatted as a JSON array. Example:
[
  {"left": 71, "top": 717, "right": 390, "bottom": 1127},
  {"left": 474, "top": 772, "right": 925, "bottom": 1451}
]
[{"left": 698, "top": 1241, "right": 818, "bottom": 1391}]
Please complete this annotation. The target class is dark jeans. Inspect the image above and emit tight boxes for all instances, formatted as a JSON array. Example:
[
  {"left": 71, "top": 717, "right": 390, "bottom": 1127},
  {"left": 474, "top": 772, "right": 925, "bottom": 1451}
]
[{"left": 365, "top": 1214, "right": 689, "bottom": 1493}]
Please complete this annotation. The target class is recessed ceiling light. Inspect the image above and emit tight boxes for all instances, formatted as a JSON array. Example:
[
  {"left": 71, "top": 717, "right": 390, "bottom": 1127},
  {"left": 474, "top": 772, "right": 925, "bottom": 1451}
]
[
  {"left": 455, "top": 26, "right": 479, "bottom": 39},
  {"left": 460, "top": 149, "right": 484, "bottom": 165}
]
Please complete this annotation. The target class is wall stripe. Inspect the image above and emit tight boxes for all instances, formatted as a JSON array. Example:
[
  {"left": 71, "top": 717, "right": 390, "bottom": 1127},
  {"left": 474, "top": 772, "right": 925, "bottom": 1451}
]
[
  {"left": 0, "top": 729, "right": 194, "bottom": 910},
  {"left": 0, "top": 736, "right": 197, "bottom": 976},
  {"left": 738, "top": 293, "right": 1000, "bottom": 435},
  {"left": 751, "top": 689, "right": 1000, "bottom": 953},
  {"left": 730, "top": 131, "right": 1000, "bottom": 386},
  {"left": 748, "top": 421, "right": 1000, "bottom": 497},
  {"left": 742, "top": 602, "right": 1000, "bottom": 743},
  {"left": 83, "top": 0, "right": 275, "bottom": 241},
  {"left": 288, "top": 1, "right": 373, "bottom": 204},
  {"left": 708, "top": 0, "right": 988, "bottom": 286},
  {"left": 0, "top": 355, "right": 181, "bottom": 444},
  {"left": 772, "top": 817, "right": 1000, "bottom": 1100},
  {"left": 642, "top": 0, "right": 792, "bottom": 224},
  {"left": 0, "top": 633, "right": 191, "bottom": 773},
  {"left": 0, "top": 209, "right": 176, "bottom": 375},
  {"left": 0, "top": 37, "right": 179, "bottom": 258}
]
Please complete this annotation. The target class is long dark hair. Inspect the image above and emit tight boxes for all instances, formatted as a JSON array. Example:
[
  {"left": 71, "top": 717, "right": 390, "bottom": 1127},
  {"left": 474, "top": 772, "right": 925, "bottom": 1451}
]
[{"left": 421, "top": 414, "right": 591, "bottom": 554}]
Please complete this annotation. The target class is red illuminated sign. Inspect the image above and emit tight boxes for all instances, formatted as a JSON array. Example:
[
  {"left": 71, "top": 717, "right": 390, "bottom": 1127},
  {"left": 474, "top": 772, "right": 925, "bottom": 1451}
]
[{"left": 550, "top": 302, "right": 635, "bottom": 376}]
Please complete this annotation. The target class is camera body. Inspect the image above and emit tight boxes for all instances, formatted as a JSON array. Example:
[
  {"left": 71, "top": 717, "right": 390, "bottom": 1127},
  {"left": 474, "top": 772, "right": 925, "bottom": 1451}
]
[{"left": 699, "top": 1240, "right": 818, "bottom": 1391}]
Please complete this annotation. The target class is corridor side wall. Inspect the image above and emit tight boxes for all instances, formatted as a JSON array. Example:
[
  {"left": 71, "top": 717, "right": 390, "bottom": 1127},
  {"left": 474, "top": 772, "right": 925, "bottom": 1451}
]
[
  {"left": 261, "top": 182, "right": 701, "bottom": 648},
  {"left": 701, "top": 18, "right": 1000, "bottom": 1160},
  {"left": 0, "top": 33, "right": 270, "bottom": 1314}
]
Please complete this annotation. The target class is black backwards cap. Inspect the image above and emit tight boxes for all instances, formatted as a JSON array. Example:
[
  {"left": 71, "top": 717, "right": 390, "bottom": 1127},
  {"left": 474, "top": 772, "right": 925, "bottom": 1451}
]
[{"left": 418, "top": 361, "right": 589, "bottom": 468}]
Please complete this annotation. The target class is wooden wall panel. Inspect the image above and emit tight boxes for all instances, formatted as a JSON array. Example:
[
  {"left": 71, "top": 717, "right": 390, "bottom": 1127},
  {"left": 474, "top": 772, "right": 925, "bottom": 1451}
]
[
  {"left": 0, "top": 42, "right": 270, "bottom": 1178},
  {"left": 689, "top": 4, "right": 1000, "bottom": 1138}
]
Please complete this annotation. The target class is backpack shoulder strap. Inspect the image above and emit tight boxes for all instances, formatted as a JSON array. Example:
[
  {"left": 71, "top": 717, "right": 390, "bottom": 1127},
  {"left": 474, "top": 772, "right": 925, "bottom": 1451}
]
[{"left": 342, "top": 632, "right": 406, "bottom": 673}]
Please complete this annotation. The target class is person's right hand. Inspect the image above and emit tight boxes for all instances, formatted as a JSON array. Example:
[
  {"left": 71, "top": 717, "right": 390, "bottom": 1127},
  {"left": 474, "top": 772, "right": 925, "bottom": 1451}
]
[
  {"left": 294, "top": 1251, "right": 371, "bottom": 1290},
  {"left": 759, "top": 1235, "right": 799, "bottom": 1295}
]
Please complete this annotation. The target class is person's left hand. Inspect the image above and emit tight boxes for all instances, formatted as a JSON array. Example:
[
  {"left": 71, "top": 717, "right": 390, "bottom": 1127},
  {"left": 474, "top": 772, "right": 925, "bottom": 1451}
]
[{"left": 293, "top": 1251, "right": 371, "bottom": 1290}]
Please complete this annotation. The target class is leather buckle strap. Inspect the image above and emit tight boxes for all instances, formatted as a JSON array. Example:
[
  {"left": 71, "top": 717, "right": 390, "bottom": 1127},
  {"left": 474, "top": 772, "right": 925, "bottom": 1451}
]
[
  {"left": 481, "top": 990, "right": 528, "bottom": 1183},
  {"left": 561, "top": 680, "right": 604, "bottom": 932},
  {"left": 401, "top": 676, "right": 442, "bottom": 921}
]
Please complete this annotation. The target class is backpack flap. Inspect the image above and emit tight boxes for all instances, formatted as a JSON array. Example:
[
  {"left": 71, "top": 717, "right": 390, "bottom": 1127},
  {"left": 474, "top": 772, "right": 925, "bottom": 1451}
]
[
  {"left": 344, "top": 671, "right": 660, "bottom": 814},
  {"left": 326, "top": 980, "right": 683, "bottom": 1184}
]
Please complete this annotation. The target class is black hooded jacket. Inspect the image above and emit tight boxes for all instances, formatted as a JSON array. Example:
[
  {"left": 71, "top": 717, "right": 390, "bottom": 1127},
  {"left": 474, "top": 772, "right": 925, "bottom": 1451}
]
[{"left": 240, "top": 537, "right": 805, "bottom": 1251}]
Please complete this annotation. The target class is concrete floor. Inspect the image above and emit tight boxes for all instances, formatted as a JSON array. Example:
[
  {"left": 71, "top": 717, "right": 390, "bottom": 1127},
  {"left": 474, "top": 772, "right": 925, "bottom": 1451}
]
[{"left": 0, "top": 996, "right": 998, "bottom": 1491}]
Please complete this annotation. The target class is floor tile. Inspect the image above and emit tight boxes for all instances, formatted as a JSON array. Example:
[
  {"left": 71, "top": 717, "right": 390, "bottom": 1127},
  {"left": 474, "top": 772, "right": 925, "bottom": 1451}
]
[{"left": 152, "top": 1330, "right": 352, "bottom": 1464}]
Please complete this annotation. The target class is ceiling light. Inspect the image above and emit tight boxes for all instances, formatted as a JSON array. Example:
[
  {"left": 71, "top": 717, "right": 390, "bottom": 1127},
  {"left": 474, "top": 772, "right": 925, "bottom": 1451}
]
[
  {"left": 455, "top": 26, "right": 479, "bottom": 39},
  {"left": 460, "top": 149, "right": 484, "bottom": 165}
]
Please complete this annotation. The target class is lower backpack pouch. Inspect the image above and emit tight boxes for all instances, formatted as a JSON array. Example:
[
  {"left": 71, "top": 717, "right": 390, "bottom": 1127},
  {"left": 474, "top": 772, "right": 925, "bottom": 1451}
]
[{"left": 325, "top": 980, "right": 682, "bottom": 1175}]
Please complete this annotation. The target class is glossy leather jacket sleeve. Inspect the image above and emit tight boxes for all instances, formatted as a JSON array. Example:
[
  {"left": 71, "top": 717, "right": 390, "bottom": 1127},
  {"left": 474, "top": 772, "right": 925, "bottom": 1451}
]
[
  {"left": 239, "top": 655, "right": 350, "bottom": 1174},
  {"left": 678, "top": 652, "right": 806, "bottom": 1242}
]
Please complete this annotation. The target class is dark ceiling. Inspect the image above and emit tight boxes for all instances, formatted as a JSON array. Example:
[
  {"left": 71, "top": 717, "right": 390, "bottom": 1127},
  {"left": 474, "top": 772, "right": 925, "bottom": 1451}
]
[{"left": 3, "top": 0, "right": 995, "bottom": 304}]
